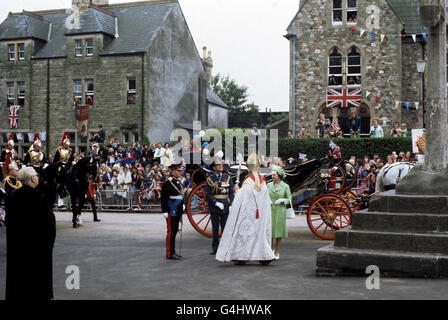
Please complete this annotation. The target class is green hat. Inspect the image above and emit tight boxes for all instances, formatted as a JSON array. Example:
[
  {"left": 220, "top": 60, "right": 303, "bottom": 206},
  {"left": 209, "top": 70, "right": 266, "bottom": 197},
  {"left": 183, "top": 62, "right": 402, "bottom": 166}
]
[{"left": 272, "top": 166, "right": 286, "bottom": 180}]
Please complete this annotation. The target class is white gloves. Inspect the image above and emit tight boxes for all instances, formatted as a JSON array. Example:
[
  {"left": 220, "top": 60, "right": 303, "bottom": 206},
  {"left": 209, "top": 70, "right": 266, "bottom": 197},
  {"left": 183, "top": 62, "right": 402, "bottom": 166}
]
[
  {"left": 215, "top": 202, "right": 224, "bottom": 210},
  {"left": 162, "top": 212, "right": 168, "bottom": 219},
  {"left": 274, "top": 199, "right": 286, "bottom": 205},
  {"left": 43, "top": 163, "right": 49, "bottom": 169}
]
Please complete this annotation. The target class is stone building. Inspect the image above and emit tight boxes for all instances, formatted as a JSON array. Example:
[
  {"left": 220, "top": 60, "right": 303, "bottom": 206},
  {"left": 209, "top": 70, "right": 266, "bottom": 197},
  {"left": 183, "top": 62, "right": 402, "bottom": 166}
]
[
  {"left": 0, "top": 0, "right": 227, "bottom": 156},
  {"left": 286, "top": 0, "right": 433, "bottom": 138}
]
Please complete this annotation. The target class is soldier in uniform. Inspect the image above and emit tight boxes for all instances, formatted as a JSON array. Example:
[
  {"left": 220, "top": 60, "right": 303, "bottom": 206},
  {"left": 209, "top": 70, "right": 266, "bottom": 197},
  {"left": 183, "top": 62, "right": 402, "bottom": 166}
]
[
  {"left": 2, "top": 158, "right": 22, "bottom": 199},
  {"left": 53, "top": 132, "right": 74, "bottom": 198},
  {"left": 1, "top": 136, "right": 20, "bottom": 181},
  {"left": 205, "top": 158, "right": 235, "bottom": 255},
  {"left": 23, "top": 137, "right": 48, "bottom": 176},
  {"left": 161, "top": 163, "right": 185, "bottom": 260}
]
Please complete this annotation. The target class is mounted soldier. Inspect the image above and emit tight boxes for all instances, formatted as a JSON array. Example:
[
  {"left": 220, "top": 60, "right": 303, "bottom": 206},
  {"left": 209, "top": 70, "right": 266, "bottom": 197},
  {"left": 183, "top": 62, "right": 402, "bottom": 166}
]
[
  {"left": 53, "top": 132, "right": 74, "bottom": 198},
  {"left": 0, "top": 134, "right": 20, "bottom": 182},
  {"left": 23, "top": 134, "right": 48, "bottom": 176},
  {"left": 2, "top": 154, "right": 22, "bottom": 198}
]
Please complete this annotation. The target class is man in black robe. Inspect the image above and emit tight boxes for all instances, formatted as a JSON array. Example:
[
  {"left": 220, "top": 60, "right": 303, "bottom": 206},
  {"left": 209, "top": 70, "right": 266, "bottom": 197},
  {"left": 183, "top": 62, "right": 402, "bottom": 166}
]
[{"left": 5, "top": 166, "right": 56, "bottom": 300}]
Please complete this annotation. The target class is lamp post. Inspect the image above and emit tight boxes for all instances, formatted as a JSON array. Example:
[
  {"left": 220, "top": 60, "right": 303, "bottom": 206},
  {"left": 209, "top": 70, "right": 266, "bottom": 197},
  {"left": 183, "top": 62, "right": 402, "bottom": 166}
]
[
  {"left": 284, "top": 33, "right": 297, "bottom": 136},
  {"left": 416, "top": 60, "right": 426, "bottom": 128}
]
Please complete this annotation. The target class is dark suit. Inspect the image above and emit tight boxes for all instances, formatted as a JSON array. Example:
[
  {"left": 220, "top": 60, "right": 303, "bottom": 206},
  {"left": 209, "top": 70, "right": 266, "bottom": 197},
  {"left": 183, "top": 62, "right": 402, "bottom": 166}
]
[
  {"left": 348, "top": 116, "right": 361, "bottom": 136},
  {"left": 161, "top": 177, "right": 184, "bottom": 258},
  {"left": 5, "top": 185, "right": 56, "bottom": 300},
  {"left": 205, "top": 173, "right": 235, "bottom": 252}
]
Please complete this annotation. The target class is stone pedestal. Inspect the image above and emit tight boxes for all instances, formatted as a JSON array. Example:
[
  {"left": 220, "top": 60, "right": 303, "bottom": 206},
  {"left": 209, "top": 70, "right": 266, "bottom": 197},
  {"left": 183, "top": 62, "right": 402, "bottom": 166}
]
[{"left": 316, "top": 191, "right": 448, "bottom": 278}]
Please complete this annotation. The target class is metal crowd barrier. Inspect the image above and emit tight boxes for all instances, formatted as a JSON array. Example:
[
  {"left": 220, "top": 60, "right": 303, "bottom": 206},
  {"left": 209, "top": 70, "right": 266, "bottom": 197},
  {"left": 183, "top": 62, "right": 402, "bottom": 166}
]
[{"left": 56, "top": 188, "right": 161, "bottom": 213}]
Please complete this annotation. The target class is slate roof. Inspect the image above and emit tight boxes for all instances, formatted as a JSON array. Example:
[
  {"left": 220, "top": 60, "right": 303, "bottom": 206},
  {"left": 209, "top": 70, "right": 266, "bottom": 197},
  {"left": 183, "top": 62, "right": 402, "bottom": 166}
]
[
  {"left": 291, "top": 0, "right": 433, "bottom": 35},
  {"left": 101, "top": 2, "right": 177, "bottom": 55},
  {"left": 0, "top": 0, "right": 179, "bottom": 58},
  {"left": 207, "top": 88, "right": 228, "bottom": 109},
  {"left": 0, "top": 12, "right": 51, "bottom": 41}
]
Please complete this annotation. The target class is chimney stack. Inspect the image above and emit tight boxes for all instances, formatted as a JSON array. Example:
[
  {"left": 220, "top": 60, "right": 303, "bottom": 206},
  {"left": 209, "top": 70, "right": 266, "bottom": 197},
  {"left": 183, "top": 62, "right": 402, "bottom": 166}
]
[{"left": 201, "top": 45, "right": 213, "bottom": 89}]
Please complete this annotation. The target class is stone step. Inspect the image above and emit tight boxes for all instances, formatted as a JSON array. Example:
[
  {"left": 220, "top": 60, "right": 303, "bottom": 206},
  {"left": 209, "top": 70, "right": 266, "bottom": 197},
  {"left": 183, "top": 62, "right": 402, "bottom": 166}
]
[
  {"left": 334, "top": 228, "right": 448, "bottom": 255},
  {"left": 351, "top": 210, "right": 448, "bottom": 233},
  {"left": 368, "top": 190, "right": 448, "bottom": 214},
  {"left": 316, "top": 244, "right": 448, "bottom": 278}
]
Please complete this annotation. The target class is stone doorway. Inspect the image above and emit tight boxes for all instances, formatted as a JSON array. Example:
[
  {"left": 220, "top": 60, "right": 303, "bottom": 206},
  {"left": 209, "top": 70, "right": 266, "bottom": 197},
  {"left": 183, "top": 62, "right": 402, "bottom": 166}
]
[{"left": 337, "top": 103, "right": 370, "bottom": 137}]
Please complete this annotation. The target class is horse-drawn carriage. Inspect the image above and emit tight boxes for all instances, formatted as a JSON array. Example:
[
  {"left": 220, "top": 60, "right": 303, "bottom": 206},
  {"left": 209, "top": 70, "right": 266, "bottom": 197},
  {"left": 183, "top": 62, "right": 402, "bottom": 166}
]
[{"left": 184, "top": 157, "right": 359, "bottom": 240}]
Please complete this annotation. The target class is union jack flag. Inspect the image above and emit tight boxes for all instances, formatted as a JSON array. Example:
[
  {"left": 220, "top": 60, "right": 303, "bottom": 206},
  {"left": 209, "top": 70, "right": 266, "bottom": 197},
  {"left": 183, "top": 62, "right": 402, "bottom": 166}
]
[
  {"left": 9, "top": 105, "right": 20, "bottom": 129},
  {"left": 326, "top": 88, "right": 362, "bottom": 108}
]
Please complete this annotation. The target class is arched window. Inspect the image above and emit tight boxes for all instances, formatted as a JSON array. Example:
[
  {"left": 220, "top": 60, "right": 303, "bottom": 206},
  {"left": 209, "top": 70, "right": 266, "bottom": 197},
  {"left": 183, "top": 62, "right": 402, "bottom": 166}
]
[
  {"left": 347, "top": 47, "right": 361, "bottom": 87},
  {"left": 328, "top": 48, "right": 343, "bottom": 87}
]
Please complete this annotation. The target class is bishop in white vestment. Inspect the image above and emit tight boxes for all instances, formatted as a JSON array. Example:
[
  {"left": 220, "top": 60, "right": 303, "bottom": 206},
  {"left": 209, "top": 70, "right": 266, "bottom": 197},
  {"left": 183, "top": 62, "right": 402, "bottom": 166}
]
[{"left": 216, "top": 153, "right": 276, "bottom": 264}]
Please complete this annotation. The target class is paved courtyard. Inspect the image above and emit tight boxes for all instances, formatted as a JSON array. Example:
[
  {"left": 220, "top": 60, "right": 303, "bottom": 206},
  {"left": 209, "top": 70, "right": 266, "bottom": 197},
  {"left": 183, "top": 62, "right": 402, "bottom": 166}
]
[{"left": 1, "top": 212, "right": 448, "bottom": 300}]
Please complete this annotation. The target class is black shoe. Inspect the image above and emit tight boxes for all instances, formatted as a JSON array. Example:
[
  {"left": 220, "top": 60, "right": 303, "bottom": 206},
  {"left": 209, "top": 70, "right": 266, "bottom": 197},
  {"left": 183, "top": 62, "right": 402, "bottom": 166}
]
[
  {"left": 233, "top": 261, "right": 246, "bottom": 266},
  {"left": 168, "top": 254, "right": 181, "bottom": 260},
  {"left": 210, "top": 251, "right": 217, "bottom": 255},
  {"left": 93, "top": 218, "right": 101, "bottom": 222},
  {"left": 73, "top": 223, "right": 79, "bottom": 228}
]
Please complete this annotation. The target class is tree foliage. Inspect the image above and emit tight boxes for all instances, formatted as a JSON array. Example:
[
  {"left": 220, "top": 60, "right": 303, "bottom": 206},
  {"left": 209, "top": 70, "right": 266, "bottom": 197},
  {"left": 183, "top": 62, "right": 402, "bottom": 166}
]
[{"left": 212, "top": 74, "right": 249, "bottom": 112}]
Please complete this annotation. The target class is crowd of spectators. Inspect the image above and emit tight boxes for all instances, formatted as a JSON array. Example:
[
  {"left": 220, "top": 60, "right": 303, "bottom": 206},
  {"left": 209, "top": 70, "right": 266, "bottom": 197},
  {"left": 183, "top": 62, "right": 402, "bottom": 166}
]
[{"left": 287, "top": 114, "right": 409, "bottom": 139}]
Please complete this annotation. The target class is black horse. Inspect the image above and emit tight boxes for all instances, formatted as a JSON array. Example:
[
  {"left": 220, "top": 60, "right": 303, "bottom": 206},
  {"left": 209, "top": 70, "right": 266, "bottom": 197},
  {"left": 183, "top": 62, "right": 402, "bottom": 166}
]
[
  {"left": 39, "top": 162, "right": 63, "bottom": 212},
  {"left": 66, "top": 156, "right": 98, "bottom": 228}
]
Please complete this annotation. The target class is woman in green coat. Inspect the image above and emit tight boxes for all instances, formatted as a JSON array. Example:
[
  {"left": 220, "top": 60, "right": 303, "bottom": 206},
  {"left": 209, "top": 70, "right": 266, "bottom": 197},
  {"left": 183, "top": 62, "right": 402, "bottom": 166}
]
[{"left": 267, "top": 166, "right": 292, "bottom": 260}]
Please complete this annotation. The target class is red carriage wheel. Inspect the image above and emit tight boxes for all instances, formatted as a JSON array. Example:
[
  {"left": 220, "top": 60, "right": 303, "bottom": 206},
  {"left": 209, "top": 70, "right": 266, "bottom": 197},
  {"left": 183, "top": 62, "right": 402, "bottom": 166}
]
[
  {"left": 342, "top": 190, "right": 361, "bottom": 212},
  {"left": 327, "top": 165, "right": 346, "bottom": 195},
  {"left": 186, "top": 182, "right": 216, "bottom": 238},
  {"left": 307, "top": 194, "right": 352, "bottom": 240}
]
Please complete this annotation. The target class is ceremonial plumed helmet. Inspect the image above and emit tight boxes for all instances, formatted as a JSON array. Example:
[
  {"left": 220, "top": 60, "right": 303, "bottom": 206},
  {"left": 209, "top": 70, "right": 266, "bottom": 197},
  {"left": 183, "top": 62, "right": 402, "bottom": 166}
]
[
  {"left": 7, "top": 133, "right": 14, "bottom": 147},
  {"left": 8, "top": 161, "right": 19, "bottom": 172},
  {"left": 33, "top": 139, "right": 42, "bottom": 148},
  {"left": 247, "top": 153, "right": 261, "bottom": 173},
  {"left": 61, "top": 131, "right": 70, "bottom": 147}
]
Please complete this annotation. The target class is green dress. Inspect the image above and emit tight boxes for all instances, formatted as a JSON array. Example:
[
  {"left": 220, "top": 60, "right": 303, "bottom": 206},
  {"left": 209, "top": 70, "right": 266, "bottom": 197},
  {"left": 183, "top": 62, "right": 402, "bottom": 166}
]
[{"left": 267, "top": 180, "right": 292, "bottom": 239}]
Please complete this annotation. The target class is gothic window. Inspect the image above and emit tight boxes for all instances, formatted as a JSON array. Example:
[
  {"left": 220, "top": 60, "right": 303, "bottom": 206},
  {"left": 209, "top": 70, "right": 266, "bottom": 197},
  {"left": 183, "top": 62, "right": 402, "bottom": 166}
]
[
  {"left": 332, "top": 0, "right": 343, "bottom": 24},
  {"left": 8, "top": 44, "right": 15, "bottom": 61},
  {"left": 74, "top": 80, "right": 82, "bottom": 105},
  {"left": 7, "top": 82, "right": 14, "bottom": 107},
  {"left": 127, "top": 78, "right": 136, "bottom": 104},
  {"left": 17, "top": 82, "right": 25, "bottom": 107},
  {"left": 86, "top": 38, "right": 93, "bottom": 56},
  {"left": 347, "top": 47, "right": 361, "bottom": 87},
  {"left": 75, "top": 39, "right": 83, "bottom": 57},
  {"left": 85, "top": 79, "right": 94, "bottom": 105},
  {"left": 347, "top": 0, "right": 357, "bottom": 24},
  {"left": 328, "top": 48, "right": 343, "bottom": 87}
]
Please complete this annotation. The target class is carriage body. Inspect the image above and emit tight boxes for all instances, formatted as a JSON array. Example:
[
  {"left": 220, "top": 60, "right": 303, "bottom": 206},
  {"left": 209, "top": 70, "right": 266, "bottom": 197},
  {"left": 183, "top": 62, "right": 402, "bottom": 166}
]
[{"left": 185, "top": 157, "right": 359, "bottom": 240}]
